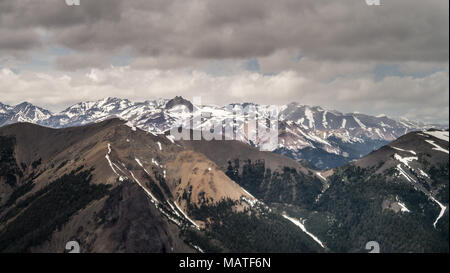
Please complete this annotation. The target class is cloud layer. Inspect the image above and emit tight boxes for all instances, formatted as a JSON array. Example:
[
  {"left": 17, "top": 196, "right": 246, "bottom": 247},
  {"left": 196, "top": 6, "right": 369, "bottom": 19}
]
[
  {"left": 0, "top": 0, "right": 448, "bottom": 124},
  {"left": 1, "top": 65, "right": 448, "bottom": 124}
]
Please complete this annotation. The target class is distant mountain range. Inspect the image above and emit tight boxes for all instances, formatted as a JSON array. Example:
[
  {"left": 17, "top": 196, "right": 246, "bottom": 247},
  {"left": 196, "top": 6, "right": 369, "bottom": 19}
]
[{"left": 0, "top": 97, "right": 447, "bottom": 169}]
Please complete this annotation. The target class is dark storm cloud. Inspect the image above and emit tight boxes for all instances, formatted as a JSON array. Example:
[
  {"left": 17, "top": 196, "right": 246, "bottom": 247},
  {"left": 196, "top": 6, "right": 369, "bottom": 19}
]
[
  {"left": 0, "top": 28, "right": 40, "bottom": 50},
  {"left": 0, "top": 0, "right": 448, "bottom": 68},
  {"left": 0, "top": 0, "right": 123, "bottom": 29},
  {"left": 0, "top": 0, "right": 448, "bottom": 124}
]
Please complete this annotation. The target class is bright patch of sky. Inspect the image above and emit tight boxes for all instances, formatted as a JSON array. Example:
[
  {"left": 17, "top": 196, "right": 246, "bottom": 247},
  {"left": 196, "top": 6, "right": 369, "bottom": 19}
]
[
  {"left": 374, "top": 63, "right": 445, "bottom": 82},
  {"left": 244, "top": 59, "right": 260, "bottom": 72}
]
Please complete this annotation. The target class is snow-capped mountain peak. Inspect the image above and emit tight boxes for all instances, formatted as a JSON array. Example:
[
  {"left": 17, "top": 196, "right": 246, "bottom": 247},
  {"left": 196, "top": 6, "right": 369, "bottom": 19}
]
[
  {"left": 0, "top": 97, "right": 446, "bottom": 169},
  {"left": 2, "top": 102, "right": 52, "bottom": 124}
]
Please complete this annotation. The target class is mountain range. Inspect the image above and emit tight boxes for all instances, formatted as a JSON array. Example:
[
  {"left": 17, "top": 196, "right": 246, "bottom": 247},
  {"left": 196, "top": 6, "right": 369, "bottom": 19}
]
[
  {"left": 0, "top": 117, "right": 448, "bottom": 252},
  {"left": 0, "top": 119, "right": 324, "bottom": 252},
  {"left": 0, "top": 97, "right": 446, "bottom": 169}
]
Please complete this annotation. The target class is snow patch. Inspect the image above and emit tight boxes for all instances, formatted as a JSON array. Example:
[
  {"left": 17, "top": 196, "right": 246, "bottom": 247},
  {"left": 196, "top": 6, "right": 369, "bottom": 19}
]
[
  {"left": 353, "top": 116, "right": 366, "bottom": 129},
  {"left": 398, "top": 202, "right": 410, "bottom": 213},
  {"left": 129, "top": 171, "right": 159, "bottom": 204},
  {"left": 174, "top": 202, "right": 201, "bottom": 230},
  {"left": 322, "top": 111, "right": 328, "bottom": 128},
  {"left": 394, "top": 153, "right": 418, "bottom": 168},
  {"left": 423, "top": 131, "right": 449, "bottom": 142},
  {"left": 391, "top": 146, "right": 416, "bottom": 155},
  {"left": 105, "top": 155, "right": 119, "bottom": 176},
  {"left": 396, "top": 196, "right": 410, "bottom": 213},
  {"left": 430, "top": 196, "right": 447, "bottom": 228},
  {"left": 316, "top": 172, "right": 326, "bottom": 181},
  {"left": 105, "top": 144, "right": 126, "bottom": 181},
  {"left": 125, "top": 121, "right": 136, "bottom": 131},
  {"left": 396, "top": 164, "right": 415, "bottom": 183},
  {"left": 241, "top": 187, "right": 256, "bottom": 200},
  {"left": 341, "top": 118, "right": 346, "bottom": 129},
  {"left": 425, "top": 140, "right": 449, "bottom": 154},
  {"left": 282, "top": 214, "right": 325, "bottom": 248},
  {"left": 135, "top": 158, "right": 150, "bottom": 175},
  {"left": 418, "top": 169, "right": 429, "bottom": 178},
  {"left": 152, "top": 158, "right": 160, "bottom": 167},
  {"left": 191, "top": 244, "right": 204, "bottom": 253},
  {"left": 304, "top": 107, "right": 315, "bottom": 129},
  {"left": 166, "top": 135, "right": 175, "bottom": 143}
]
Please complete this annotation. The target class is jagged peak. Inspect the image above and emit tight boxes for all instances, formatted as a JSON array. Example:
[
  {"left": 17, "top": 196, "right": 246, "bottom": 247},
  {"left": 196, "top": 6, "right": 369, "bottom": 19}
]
[{"left": 165, "top": 96, "right": 193, "bottom": 111}]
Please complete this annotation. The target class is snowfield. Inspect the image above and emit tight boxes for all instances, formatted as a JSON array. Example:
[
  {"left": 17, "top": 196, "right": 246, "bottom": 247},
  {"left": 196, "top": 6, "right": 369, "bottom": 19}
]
[{"left": 423, "top": 131, "right": 449, "bottom": 142}]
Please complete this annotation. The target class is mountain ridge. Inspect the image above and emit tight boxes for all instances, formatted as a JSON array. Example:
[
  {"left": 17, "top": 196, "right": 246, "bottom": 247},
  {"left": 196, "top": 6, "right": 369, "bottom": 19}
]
[
  {"left": 0, "top": 97, "right": 447, "bottom": 169},
  {"left": 0, "top": 120, "right": 447, "bottom": 252},
  {"left": 0, "top": 119, "right": 325, "bottom": 253}
]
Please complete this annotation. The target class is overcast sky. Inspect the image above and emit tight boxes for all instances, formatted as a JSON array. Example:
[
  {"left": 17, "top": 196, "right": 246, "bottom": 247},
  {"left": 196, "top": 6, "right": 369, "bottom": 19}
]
[{"left": 0, "top": 0, "right": 448, "bottom": 124}]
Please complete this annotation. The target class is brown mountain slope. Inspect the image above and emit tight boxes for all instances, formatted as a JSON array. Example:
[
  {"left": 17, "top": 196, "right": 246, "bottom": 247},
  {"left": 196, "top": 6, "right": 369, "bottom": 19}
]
[
  {"left": 180, "top": 138, "right": 311, "bottom": 174},
  {"left": 0, "top": 118, "right": 259, "bottom": 252}
]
